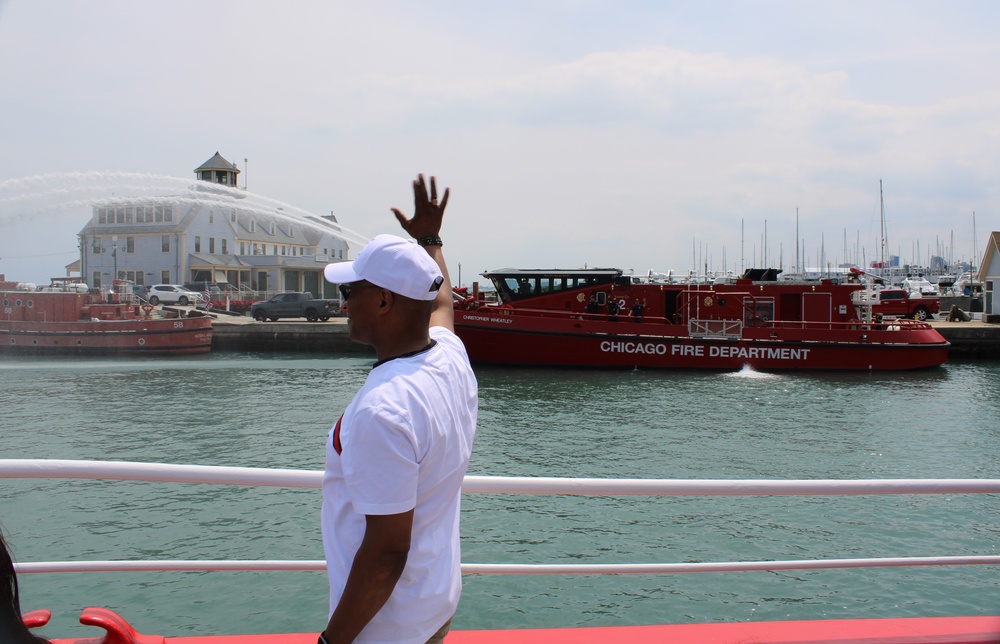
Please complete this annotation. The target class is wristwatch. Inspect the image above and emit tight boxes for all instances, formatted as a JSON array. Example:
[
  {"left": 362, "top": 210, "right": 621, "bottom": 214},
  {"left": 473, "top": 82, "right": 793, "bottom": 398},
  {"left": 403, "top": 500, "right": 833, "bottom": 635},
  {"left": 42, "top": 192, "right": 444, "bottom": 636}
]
[{"left": 416, "top": 235, "right": 443, "bottom": 247}]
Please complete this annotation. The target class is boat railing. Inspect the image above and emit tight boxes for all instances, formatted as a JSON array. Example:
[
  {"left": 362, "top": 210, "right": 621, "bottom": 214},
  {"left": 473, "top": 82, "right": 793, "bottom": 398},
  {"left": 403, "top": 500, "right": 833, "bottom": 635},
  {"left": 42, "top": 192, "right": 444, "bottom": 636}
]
[
  {"left": 4, "top": 459, "right": 999, "bottom": 577},
  {"left": 759, "top": 318, "right": 935, "bottom": 332},
  {"left": 465, "top": 304, "right": 671, "bottom": 325},
  {"left": 463, "top": 305, "right": 936, "bottom": 334},
  {"left": 688, "top": 318, "right": 742, "bottom": 339}
]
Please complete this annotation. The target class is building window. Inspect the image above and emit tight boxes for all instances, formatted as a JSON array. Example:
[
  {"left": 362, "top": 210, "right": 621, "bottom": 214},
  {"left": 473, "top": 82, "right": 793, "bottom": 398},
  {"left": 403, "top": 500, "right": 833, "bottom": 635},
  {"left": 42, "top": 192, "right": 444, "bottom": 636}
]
[
  {"left": 201, "top": 171, "right": 211, "bottom": 181},
  {"left": 161, "top": 270, "right": 170, "bottom": 284},
  {"left": 222, "top": 239, "right": 228, "bottom": 254},
  {"left": 126, "top": 237, "right": 135, "bottom": 253},
  {"left": 273, "top": 245, "right": 277, "bottom": 255},
  {"left": 239, "top": 242, "right": 245, "bottom": 255},
  {"left": 252, "top": 243, "right": 259, "bottom": 255},
  {"left": 231, "top": 211, "right": 236, "bottom": 223},
  {"left": 161, "top": 236, "right": 170, "bottom": 252},
  {"left": 209, "top": 211, "right": 214, "bottom": 224},
  {"left": 116, "top": 207, "right": 125, "bottom": 224},
  {"left": 249, "top": 220, "right": 256, "bottom": 233},
  {"left": 338, "top": 250, "right": 343, "bottom": 259},
  {"left": 93, "top": 239, "right": 103, "bottom": 254},
  {"left": 209, "top": 238, "right": 215, "bottom": 254},
  {"left": 93, "top": 271, "right": 102, "bottom": 288},
  {"left": 155, "top": 206, "right": 164, "bottom": 223},
  {"left": 164, "top": 205, "right": 173, "bottom": 222},
  {"left": 194, "top": 236, "right": 201, "bottom": 253},
  {"left": 125, "top": 207, "right": 134, "bottom": 223}
]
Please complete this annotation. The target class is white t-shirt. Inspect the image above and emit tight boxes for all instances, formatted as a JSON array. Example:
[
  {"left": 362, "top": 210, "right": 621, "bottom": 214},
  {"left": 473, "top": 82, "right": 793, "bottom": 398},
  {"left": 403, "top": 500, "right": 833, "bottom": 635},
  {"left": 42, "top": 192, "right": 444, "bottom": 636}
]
[{"left": 322, "top": 326, "right": 478, "bottom": 643}]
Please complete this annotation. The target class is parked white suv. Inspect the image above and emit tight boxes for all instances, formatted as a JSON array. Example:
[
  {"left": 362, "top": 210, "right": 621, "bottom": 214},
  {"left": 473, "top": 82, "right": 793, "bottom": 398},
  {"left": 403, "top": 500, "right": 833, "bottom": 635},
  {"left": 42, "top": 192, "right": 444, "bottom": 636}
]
[{"left": 147, "top": 284, "right": 204, "bottom": 306}]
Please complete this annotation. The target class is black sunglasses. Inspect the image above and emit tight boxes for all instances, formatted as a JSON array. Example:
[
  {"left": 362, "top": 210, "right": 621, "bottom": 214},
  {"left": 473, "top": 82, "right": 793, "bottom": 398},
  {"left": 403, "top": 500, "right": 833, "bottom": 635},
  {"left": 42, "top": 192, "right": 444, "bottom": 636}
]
[{"left": 339, "top": 282, "right": 381, "bottom": 301}]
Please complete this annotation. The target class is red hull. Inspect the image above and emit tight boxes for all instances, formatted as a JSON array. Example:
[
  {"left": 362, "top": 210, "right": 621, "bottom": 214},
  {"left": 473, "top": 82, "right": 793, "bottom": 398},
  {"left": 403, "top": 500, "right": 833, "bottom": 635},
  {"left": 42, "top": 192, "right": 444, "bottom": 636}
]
[
  {"left": 455, "top": 311, "right": 948, "bottom": 370},
  {"left": 1, "top": 288, "right": 212, "bottom": 355},
  {"left": 0, "top": 317, "right": 213, "bottom": 355}
]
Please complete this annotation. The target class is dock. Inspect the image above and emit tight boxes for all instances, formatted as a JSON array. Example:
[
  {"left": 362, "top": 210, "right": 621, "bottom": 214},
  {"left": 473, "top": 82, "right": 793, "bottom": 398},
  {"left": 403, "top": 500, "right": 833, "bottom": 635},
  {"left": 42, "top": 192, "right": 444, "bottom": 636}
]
[
  {"left": 210, "top": 315, "right": 370, "bottom": 355},
  {"left": 926, "top": 318, "right": 1000, "bottom": 359},
  {"left": 208, "top": 314, "right": 1000, "bottom": 360}
]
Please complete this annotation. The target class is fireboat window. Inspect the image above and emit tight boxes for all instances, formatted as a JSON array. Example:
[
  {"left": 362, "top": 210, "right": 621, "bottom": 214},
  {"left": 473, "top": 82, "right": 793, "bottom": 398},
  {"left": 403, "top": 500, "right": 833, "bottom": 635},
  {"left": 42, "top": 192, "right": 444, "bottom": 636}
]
[
  {"left": 498, "top": 277, "right": 563, "bottom": 300},
  {"left": 494, "top": 272, "right": 618, "bottom": 302}
]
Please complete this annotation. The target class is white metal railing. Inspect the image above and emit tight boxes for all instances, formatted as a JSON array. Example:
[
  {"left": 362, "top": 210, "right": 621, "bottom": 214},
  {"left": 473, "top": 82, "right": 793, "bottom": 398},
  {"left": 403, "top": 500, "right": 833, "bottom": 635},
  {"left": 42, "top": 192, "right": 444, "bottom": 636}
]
[
  {"left": 688, "top": 318, "right": 742, "bottom": 339},
  {"left": 4, "top": 459, "right": 1000, "bottom": 577},
  {"left": 15, "top": 556, "right": 1000, "bottom": 576}
]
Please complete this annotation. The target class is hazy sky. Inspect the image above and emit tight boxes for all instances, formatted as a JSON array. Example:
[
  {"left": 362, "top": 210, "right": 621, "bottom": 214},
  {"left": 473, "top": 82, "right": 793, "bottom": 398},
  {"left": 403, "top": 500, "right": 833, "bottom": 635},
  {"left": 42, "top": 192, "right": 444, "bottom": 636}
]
[{"left": 2, "top": 1, "right": 998, "bottom": 285}]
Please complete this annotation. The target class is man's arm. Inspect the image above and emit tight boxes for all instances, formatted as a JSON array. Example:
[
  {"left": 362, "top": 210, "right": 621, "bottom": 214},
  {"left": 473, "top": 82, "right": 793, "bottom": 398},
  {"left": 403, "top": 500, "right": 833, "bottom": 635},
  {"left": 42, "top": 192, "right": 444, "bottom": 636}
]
[
  {"left": 322, "top": 510, "right": 413, "bottom": 644},
  {"left": 392, "top": 174, "right": 454, "bottom": 331}
]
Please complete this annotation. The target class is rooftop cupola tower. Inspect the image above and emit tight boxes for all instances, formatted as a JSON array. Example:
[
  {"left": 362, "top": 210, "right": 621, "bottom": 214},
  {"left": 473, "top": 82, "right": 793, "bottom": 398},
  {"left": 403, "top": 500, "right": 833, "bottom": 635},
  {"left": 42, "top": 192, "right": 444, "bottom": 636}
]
[{"left": 195, "top": 152, "right": 240, "bottom": 188}]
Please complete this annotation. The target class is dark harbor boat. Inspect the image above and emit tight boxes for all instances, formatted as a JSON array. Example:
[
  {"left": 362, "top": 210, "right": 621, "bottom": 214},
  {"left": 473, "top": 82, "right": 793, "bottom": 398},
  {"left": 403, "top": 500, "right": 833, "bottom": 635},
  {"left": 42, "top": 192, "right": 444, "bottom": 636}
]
[
  {"left": 0, "top": 279, "right": 212, "bottom": 355},
  {"left": 453, "top": 268, "right": 949, "bottom": 371}
]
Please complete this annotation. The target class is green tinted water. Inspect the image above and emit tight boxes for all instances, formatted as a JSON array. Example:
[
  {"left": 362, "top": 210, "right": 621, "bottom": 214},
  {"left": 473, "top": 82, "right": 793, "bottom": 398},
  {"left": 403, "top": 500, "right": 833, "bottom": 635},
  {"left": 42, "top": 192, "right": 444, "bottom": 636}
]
[{"left": 1, "top": 354, "right": 998, "bottom": 638}]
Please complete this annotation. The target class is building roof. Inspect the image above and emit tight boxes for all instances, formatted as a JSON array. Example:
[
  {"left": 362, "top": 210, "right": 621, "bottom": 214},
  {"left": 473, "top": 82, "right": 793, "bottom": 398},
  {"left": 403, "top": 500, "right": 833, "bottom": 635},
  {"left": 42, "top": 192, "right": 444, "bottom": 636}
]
[
  {"left": 195, "top": 152, "right": 240, "bottom": 174},
  {"left": 978, "top": 231, "right": 1000, "bottom": 280},
  {"left": 188, "top": 253, "right": 251, "bottom": 268}
]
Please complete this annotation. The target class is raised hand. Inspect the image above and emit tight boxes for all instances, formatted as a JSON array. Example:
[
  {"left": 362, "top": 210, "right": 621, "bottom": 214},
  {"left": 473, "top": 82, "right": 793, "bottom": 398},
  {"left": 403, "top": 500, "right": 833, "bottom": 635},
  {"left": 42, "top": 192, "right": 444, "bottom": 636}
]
[{"left": 392, "top": 174, "right": 449, "bottom": 241}]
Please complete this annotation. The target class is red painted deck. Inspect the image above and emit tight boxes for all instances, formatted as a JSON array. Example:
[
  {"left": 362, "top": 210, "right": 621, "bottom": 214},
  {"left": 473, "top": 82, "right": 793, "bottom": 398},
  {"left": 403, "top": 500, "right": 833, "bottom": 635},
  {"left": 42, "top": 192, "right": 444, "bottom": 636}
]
[{"left": 38, "top": 609, "right": 1000, "bottom": 644}]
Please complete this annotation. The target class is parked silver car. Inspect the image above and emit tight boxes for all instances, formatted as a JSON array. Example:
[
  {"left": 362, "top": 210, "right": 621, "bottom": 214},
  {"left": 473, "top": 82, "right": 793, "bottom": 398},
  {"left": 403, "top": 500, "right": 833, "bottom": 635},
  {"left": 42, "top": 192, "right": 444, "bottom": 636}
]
[{"left": 147, "top": 284, "right": 204, "bottom": 306}]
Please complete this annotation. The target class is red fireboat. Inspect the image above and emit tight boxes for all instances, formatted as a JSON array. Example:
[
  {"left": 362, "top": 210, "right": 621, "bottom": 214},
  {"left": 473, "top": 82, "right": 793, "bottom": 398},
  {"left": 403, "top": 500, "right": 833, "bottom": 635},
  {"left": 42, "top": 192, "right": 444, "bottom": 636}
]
[
  {"left": 453, "top": 268, "right": 948, "bottom": 371},
  {"left": 0, "top": 278, "right": 212, "bottom": 355}
]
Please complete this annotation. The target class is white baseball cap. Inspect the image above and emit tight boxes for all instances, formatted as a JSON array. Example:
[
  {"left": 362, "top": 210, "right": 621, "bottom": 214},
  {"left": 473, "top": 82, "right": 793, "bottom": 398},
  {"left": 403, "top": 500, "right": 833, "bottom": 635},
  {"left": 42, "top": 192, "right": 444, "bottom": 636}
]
[{"left": 324, "top": 234, "right": 444, "bottom": 301}]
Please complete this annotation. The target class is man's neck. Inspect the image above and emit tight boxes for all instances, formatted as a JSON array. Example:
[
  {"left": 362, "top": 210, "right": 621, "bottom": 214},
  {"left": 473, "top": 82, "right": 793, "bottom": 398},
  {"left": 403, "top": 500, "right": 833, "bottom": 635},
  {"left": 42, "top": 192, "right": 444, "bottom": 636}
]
[{"left": 374, "top": 331, "right": 433, "bottom": 363}]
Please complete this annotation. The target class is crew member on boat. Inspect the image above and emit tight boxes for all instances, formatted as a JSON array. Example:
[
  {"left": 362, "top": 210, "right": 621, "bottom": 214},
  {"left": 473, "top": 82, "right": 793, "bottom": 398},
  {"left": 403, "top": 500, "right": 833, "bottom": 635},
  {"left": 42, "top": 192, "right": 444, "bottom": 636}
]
[{"left": 318, "top": 175, "right": 478, "bottom": 644}]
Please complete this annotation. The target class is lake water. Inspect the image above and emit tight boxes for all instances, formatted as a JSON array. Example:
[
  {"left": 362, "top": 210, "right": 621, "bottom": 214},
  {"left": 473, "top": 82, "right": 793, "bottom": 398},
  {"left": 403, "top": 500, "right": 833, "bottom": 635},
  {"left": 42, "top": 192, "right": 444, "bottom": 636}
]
[{"left": 1, "top": 352, "right": 998, "bottom": 639}]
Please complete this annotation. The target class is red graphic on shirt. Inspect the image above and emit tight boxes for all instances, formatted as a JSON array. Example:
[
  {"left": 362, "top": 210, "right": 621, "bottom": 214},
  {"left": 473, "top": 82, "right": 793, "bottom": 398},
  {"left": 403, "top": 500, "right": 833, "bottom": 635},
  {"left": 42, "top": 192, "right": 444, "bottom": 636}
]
[{"left": 333, "top": 414, "right": 343, "bottom": 455}]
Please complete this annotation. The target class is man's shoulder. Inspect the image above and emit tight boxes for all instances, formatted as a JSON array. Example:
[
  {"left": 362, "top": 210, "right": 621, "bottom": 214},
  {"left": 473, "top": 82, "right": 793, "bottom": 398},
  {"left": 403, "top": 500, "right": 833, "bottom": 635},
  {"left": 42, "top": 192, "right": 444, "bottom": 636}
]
[{"left": 429, "top": 326, "right": 466, "bottom": 353}]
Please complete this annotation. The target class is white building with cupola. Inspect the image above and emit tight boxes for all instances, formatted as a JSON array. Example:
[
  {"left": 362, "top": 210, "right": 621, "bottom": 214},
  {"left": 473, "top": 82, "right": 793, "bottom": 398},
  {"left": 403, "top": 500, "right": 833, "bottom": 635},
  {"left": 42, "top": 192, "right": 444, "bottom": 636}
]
[{"left": 77, "top": 152, "right": 348, "bottom": 298}]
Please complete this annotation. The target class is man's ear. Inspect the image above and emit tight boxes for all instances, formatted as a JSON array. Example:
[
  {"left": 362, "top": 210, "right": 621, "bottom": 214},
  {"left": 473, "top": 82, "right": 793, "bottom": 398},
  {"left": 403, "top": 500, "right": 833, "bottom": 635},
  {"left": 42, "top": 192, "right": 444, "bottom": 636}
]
[{"left": 378, "top": 289, "right": 392, "bottom": 311}]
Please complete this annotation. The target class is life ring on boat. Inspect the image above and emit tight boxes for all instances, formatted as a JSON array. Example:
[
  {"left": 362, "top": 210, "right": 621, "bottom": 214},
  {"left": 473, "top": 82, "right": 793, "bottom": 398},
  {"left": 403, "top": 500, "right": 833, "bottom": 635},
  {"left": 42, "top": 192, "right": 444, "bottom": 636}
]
[
  {"left": 141, "top": 304, "right": 154, "bottom": 317},
  {"left": 703, "top": 296, "right": 714, "bottom": 307}
]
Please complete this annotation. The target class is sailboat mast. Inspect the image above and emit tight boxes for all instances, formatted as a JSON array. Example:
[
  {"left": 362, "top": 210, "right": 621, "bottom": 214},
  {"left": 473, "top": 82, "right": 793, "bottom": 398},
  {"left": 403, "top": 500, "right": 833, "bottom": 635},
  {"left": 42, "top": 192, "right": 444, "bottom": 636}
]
[
  {"left": 764, "top": 219, "right": 768, "bottom": 268},
  {"left": 972, "top": 212, "right": 978, "bottom": 271},
  {"left": 795, "top": 208, "right": 800, "bottom": 274},
  {"left": 879, "top": 179, "right": 887, "bottom": 269}
]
